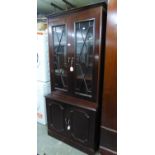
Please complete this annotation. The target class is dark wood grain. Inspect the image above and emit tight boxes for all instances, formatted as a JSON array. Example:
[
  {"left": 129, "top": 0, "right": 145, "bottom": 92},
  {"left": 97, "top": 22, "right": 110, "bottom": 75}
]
[
  {"left": 100, "top": 126, "right": 117, "bottom": 151},
  {"left": 46, "top": 98, "right": 98, "bottom": 154},
  {"left": 48, "top": 5, "right": 106, "bottom": 102},
  {"left": 47, "top": 2, "right": 108, "bottom": 154},
  {"left": 46, "top": 101, "right": 66, "bottom": 132},
  {"left": 101, "top": 0, "right": 117, "bottom": 130},
  {"left": 47, "top": 1, "right": 107, "bottom": 19},
  {"left": 99, "top": 0, "right": 117, "bottom": 154},
  {"left": 46, "top": 91, "right": 97, "bottom": 111}
]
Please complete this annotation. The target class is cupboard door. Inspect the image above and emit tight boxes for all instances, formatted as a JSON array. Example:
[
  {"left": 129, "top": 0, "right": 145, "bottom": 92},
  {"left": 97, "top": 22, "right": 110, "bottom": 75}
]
[
  {"left": 74, "top": 20, "right": 95, "bottom": 99},
  {"left": 52, "top": 25, "right": 68, "bottom": 90},
  {"left": 70, "top": 6, "right": 102, "bottom": 101},
  {"left": 46, "top": 101, "right": 65, "bottom": 133},
  {"left": 67, "top": 108, "right": 91, "bottom": 145},
  {"left": 49, "top": 17, "right": 70, "bottom": 92}
]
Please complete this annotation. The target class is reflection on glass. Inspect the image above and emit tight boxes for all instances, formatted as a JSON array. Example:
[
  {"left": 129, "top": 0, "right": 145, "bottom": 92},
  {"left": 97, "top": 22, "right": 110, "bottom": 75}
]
[
  {"left": 52, "top": 25, "right": 68, "bottom": 90},
  {"left": 75, "top": 20, "right": 94, "bottom": 97}
]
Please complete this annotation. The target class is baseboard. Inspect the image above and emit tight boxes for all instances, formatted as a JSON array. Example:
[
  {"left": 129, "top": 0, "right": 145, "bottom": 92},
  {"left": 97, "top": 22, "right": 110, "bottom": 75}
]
[{"left": 99, "top": 126, "right": 117, "bottom": 154}]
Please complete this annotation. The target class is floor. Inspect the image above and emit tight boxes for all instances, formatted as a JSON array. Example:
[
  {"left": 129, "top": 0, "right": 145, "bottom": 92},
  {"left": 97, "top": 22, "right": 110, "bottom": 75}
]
[{"left": 37, "top": 123, "right": 100, "bottom": 155}]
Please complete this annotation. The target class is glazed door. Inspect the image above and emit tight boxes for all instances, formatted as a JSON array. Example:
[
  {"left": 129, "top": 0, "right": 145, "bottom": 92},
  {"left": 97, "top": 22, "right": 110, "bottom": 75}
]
[
  {"left": 48, "top": 6, "right": 102, "bottom": 101},
  {"left": 48, "top": 17, "right": 70, "bottom": 92},
  {"left": 70, "top": 7, "right": 102, "bottom": 101},
  {"left": 74, "top": 19, "right": 95, "bottom": 99}
]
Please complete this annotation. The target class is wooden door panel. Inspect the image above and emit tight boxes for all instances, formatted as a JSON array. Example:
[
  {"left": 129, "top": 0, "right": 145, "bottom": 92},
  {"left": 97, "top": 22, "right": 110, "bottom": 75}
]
[
  {"left": 47, "top": 101, "right": 65, "bottom": 132},
  {"left": 46, "top": 90, "right": 98, "bottom": 151},
  {"left": 68, "top": 108, "right": 91, "bottom": 145}
]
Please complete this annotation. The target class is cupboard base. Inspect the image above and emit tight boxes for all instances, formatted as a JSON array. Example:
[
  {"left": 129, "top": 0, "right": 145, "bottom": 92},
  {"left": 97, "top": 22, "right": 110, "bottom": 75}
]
[
  {"left": 48, "top": 129, "right": 97, "bottom": 155},
  {"left": 46, "top": 94, "right": 100, "bottom": 155}
]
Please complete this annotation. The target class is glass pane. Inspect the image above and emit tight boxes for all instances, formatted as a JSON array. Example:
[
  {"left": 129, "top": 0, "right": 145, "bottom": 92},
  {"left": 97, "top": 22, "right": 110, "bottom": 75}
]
[
  {"left": 52, "top": 25, "right": 68, "bottom": 90},
  {"left": 75, "top": 20, "right": 94, "bottom": 97}
]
